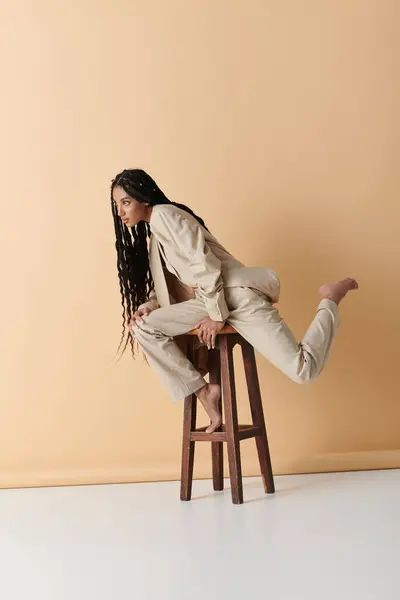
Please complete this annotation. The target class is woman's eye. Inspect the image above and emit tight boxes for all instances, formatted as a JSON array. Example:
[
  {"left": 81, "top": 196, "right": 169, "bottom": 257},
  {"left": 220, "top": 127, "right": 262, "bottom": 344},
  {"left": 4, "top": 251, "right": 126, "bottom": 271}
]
[{"left": 123, "top": 201, "right": 130, "bottom": 206}]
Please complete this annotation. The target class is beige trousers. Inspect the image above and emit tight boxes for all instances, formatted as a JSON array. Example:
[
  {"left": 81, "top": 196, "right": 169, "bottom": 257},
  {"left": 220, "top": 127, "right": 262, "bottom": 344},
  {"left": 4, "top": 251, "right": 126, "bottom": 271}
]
[{"left": 132, "top": 287, "right": 340, "bottom": 402}]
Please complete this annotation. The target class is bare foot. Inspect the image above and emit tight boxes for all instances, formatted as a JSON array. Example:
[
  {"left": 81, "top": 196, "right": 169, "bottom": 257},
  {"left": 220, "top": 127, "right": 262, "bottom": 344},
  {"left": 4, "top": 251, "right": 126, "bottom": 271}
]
[
  {"left": 319, "top": 277, "right": 359, "bottom": 305},
  {"left": 195, "top": 383, "right": 222, "bottom": 434}
]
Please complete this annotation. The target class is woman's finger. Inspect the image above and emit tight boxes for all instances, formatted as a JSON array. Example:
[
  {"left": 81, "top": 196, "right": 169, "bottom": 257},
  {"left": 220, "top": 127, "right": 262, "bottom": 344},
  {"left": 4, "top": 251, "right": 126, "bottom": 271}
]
[
  {"left": 211, "top": 332, "right": 216, "bottom": 349},
  {"left": 205, "top": 330, "right": 212, "bottom": 349}
]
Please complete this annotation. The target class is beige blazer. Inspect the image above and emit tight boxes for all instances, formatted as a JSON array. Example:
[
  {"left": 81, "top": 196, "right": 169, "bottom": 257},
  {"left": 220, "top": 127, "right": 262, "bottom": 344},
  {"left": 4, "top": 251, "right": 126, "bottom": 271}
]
[{"left": 138, "top": 204, "right": 280, "bottom": 321}]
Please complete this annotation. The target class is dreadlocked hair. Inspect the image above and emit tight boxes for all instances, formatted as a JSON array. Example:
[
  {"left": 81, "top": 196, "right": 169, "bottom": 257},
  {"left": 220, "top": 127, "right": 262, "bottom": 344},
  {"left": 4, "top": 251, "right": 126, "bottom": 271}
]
[{"left": 111, "top": 168, "right": 210, "bottom": 360}]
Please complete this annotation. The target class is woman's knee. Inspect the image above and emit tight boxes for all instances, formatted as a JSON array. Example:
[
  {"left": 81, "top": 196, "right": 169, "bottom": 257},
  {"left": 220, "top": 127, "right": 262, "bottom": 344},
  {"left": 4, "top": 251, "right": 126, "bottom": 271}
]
[
  {"left": 132, "top": 317, "right": 165, "bottom": 341},
  {"left": 290, "top": 355, "right": 319, "bottom": 385},
  {"left": 290, "top": 372, "right": 315, "bottom": 386}
]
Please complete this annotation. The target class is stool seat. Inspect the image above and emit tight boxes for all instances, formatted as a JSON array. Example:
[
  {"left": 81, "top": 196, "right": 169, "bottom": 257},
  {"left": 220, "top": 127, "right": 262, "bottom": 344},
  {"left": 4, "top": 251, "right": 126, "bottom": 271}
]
[
  {"left": 179, "top": 328, "right": 275, "bottom": 504},
  {"left": 185, "top": 324, "right": 237, "bottom": 336}
]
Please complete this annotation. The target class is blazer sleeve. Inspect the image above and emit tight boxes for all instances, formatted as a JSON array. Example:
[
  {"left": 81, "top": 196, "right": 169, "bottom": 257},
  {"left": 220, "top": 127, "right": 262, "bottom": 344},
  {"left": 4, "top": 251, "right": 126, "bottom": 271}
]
[
  {"left": 137, "top": 288, "right": 159, "bottom": 312},
  {"left": 152, "top": 210, "right": 229, "bottom": 321}
]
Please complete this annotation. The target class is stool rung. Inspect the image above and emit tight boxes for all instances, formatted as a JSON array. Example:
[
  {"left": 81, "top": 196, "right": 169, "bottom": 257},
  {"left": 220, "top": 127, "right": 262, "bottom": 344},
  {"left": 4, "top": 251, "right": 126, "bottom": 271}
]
[
  {"left": 189, "top": 424, "right": 261, "bottom": 442},
  {"left": 238, "top": 425, "right": 261, "bottom": 440},
  {"left": 191, "top": 430, "right": 227, "bottom": 442}
]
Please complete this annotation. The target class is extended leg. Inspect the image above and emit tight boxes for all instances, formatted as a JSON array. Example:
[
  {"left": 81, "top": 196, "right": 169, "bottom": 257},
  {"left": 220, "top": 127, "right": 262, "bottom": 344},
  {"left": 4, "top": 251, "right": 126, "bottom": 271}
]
[{"left": 225, "top": 278, "right": 357, "bottom": 384}]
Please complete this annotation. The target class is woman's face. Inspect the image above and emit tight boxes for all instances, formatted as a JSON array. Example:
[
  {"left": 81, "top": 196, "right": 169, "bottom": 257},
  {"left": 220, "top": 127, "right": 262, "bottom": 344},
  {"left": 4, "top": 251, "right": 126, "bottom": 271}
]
[{"left": 112, "top": 185, "right": 149, "bottom": 228}]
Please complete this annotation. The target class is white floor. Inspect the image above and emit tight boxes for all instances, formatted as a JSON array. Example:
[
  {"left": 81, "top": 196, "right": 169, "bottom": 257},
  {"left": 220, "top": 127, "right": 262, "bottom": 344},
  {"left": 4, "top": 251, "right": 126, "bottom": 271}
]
[{"left": 1, "top": 470, "right": 399, "bottom": 600}]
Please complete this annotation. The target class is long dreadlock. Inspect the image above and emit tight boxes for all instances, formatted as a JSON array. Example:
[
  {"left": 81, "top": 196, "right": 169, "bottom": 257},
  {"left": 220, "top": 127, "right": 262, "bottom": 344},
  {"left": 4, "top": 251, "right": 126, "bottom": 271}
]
[{"left": 110, "top": 168, "right": 209, "bottom": 359}]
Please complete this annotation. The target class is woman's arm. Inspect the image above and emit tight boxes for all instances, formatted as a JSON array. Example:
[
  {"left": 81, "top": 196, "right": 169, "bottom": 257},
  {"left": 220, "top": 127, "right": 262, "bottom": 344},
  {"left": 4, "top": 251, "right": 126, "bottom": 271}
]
[{"left": 152, "top": 209, "right": 229, "bottom": 322}]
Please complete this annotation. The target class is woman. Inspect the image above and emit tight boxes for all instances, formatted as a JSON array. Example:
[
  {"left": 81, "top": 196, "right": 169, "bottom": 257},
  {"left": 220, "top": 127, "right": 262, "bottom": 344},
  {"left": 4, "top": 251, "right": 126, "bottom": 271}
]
[{"left": 111, "top": 169, "right": 358, "bottom": 433}]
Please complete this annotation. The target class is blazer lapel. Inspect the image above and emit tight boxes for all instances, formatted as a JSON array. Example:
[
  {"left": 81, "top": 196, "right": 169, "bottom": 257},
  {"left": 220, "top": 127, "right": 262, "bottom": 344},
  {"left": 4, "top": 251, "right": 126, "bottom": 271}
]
[{"left": 149, "top": 234, "right": 171, "bottom": 307}]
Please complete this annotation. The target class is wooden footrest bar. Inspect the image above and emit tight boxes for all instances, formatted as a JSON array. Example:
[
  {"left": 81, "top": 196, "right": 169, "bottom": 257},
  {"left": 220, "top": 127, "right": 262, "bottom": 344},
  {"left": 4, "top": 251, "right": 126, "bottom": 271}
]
[{"left": 190, "top": 424, "right": 261, "bottom": 442}]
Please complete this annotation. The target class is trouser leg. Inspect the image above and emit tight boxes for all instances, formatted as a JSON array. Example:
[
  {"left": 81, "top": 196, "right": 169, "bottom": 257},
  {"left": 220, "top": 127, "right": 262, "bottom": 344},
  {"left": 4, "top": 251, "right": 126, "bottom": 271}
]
[
  {"left": 132, "top": 297, "right": 209, "bottom": 401},
  {"left": 225, "top": 288, "right": 340, "bottom": 384}
]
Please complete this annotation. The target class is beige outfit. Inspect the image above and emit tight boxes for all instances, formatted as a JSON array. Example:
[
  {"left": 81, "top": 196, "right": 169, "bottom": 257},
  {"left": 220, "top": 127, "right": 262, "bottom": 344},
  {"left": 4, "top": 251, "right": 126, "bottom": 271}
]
[{"left": 133, "top": 205, "right": 340, "bottom": 402}]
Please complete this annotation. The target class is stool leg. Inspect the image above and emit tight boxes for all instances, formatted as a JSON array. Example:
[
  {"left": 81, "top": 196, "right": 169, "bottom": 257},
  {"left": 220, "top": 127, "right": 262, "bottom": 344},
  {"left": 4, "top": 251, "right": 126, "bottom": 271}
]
[
  {"left": 220, "top": 336, "right": 243, "bottom": 504},
  {"left": 209, "top": 349, "right": 223, "bottom": 491},
  {"left": 241, "top": 341, "right": 275, "bottom": 494},
  {"left": 180, "top": 340, "right": 197, "bottom": 501}
]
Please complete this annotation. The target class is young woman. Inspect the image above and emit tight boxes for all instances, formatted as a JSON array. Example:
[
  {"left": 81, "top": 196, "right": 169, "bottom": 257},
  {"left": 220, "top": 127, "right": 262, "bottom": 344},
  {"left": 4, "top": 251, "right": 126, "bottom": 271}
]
[{"left": 111, "top": 169, "right": 358, "bottom": 433}]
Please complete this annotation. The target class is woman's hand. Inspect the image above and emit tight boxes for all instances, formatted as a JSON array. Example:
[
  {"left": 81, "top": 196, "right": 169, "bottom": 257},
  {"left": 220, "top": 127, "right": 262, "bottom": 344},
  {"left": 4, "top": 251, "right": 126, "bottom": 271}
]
[
  {"left": 129, "top": 307, "right": 153, "bottom": 333},
  {"left": 194, "top": 317, "right": 226, "bottom": 350}
]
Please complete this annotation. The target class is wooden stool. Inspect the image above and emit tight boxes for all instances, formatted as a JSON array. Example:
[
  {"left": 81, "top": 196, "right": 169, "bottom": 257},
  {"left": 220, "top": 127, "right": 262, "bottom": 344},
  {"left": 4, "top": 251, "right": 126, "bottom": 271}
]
[{"left": 177, "top": 325, "right": 275, "bottom": 504}]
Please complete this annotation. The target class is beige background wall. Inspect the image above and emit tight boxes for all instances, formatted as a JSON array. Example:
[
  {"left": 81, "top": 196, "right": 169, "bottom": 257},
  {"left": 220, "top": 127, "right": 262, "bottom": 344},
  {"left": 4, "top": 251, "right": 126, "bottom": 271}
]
[{"left": 1, "top": 0, "right": 399, "bottom": 488}]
